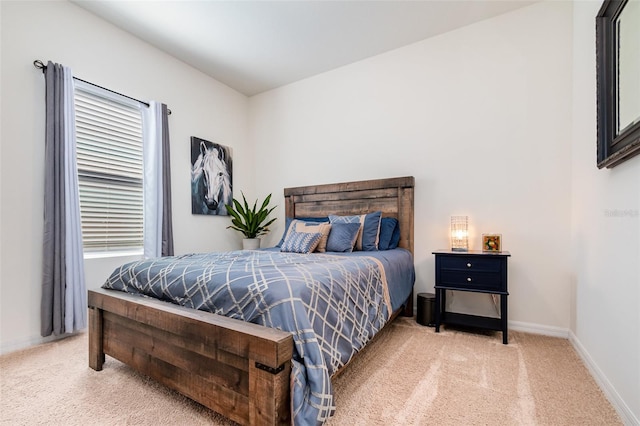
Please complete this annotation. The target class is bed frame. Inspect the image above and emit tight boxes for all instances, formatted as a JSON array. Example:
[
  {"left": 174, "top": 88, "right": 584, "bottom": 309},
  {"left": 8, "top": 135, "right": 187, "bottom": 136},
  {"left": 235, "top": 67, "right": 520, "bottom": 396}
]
[{"left": 88, "top": 176, "right": 414, "bottom": 425}]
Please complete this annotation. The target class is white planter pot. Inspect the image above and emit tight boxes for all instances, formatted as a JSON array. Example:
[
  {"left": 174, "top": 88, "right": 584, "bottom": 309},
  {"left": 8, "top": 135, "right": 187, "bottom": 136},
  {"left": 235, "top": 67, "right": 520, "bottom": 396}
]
[{"left": 242, "top": 238, "right": 261, "bottom": 250}]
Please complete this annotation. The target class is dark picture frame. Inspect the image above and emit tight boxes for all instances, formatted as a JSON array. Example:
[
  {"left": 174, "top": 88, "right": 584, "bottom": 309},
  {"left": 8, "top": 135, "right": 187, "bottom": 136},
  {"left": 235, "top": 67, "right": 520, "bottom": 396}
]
[{"left": 596, "top": 0, "right": 640, "bottom": 168}]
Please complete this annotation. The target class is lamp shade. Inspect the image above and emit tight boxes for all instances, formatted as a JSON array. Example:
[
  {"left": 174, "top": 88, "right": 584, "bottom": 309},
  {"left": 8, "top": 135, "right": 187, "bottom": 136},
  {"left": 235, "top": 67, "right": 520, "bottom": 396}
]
[{"left": 450, "top": 216, "right": 469, "bottom": 252}]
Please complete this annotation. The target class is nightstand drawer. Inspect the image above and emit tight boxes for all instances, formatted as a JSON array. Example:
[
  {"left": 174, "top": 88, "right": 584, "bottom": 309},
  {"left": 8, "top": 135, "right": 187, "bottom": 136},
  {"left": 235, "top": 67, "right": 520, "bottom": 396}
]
[
  {"left": 439, "top": 256, "right": 502, "bottom": 273},
  {"left": 439, "top": 270, "right": 504, "bottom": 292}
]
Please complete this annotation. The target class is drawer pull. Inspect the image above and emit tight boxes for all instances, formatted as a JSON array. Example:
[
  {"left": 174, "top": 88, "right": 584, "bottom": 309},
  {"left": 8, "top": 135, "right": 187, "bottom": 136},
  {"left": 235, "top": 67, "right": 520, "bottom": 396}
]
[
  {"left": 467, "top": 277, "right": 472, "bottom": 282},
  {"left": 467, "top": 263, "right": 472, "bottom": 268}
]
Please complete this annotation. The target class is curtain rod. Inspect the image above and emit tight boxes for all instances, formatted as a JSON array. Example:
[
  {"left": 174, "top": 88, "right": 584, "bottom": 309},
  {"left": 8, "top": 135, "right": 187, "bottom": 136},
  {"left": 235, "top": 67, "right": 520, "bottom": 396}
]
[{"left": 33, "top": 60, "right": 171, "bottom": 115}]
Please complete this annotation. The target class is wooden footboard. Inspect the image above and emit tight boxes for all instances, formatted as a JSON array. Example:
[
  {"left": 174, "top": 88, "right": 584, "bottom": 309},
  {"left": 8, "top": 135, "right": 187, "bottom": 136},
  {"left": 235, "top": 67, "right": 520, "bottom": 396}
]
[{"left": 88, "top": 288, "right": 293, "bottom": 425}]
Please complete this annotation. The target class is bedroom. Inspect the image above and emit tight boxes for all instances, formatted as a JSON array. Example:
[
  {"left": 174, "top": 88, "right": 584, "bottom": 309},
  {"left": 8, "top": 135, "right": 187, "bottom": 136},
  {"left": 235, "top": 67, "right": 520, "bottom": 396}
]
[{"left": 0, "top": 0, "right": 638, "bottom": 424}]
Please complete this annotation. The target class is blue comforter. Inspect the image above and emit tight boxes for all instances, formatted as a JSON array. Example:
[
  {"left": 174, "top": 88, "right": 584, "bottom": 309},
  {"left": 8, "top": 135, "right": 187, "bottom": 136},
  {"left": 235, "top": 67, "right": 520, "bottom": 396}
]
[{"left": 102, "top": 249, "right": 414, "bottom": 425}]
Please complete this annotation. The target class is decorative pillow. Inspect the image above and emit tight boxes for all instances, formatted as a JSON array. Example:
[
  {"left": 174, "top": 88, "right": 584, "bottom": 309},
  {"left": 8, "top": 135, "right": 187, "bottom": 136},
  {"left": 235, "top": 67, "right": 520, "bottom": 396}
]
[
  {"left": 325, "top": 223, "right": 361, "bottom": 253},
  {"left": 294, "top": 222, "right": 331, "bottom": 253},
  {"left": 328, "top": 211, "right": 382, "bottom": 251},
  {"left": 328, "top": 214, "right": 363, "bottom": 249},
  {"left": 280, "top": 229, "right": 323, "bottom": 254},
  {"left": 378, "top": 217, "right": 400, "bottom": 250},
  {"left": 276, "top": 217, "right": 329, "bottom": 247}
]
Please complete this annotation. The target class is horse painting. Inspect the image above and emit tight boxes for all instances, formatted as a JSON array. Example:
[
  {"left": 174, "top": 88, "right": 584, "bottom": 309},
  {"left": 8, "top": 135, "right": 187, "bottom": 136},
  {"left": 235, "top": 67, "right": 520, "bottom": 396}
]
[{"left": 191, "top": 137, "right": 232, "bottom": 215}]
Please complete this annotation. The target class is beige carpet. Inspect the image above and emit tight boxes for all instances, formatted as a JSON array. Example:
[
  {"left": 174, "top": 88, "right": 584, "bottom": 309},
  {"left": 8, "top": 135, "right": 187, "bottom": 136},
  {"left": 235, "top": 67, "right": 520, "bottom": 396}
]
[{"left": 0, "top": 317, "right": 621, "bottom": 425}]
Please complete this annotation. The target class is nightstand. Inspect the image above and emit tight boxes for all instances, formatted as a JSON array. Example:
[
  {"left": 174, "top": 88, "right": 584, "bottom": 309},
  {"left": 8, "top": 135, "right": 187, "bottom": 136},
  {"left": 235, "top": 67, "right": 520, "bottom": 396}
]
[{"left": 432, "top": 250, "right": 511, "bottom": 344}]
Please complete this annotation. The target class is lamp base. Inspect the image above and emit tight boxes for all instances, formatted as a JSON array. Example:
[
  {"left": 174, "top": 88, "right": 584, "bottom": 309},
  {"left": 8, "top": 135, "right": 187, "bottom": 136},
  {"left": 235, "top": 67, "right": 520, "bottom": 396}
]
[{"left": 451, "top": 247, "right": 468, "bottom": 252}]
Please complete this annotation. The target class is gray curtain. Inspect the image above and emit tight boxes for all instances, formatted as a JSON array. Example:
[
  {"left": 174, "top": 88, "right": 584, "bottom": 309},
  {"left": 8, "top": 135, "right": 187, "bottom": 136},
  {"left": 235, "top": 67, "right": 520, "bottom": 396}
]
[
  {"left": 41, "top": 62, "right": 65, "bottom": 337},
  {"left": 143, "top": 102, "right": 174, "bottom": 258},
  {"left": 160, "top": 104, "right": 174, "bottom": 257},
  {"left": 41, "top": 61, "right": 86, "bottom": 337}
]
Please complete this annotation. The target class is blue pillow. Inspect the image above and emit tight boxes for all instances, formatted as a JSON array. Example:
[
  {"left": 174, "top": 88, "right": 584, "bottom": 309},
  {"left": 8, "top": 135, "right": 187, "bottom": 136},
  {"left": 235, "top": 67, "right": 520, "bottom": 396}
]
[
  {"left": 280, "top": 229, "right": 322, "bottom": 254},
  {"left": 276, "top": 217, "right": 329, "bottom": 247},
  {"left": 378, "top": 217, "right": 400, "bottom": 250},
  {"left": 329, "top": 211, "right": 382, "bottom": 251},
  {"left": 326, "top": 223, "right": 361, "bottom": 253},
  {"left": 362, "top": 211, "right": 382, "bottom": 251}
]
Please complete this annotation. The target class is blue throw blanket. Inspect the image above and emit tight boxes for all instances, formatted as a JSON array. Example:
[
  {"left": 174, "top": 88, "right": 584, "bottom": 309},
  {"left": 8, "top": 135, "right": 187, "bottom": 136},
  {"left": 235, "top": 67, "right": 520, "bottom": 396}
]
[{"left": 103, "top": 250, "right": 407, "bottom": 425}]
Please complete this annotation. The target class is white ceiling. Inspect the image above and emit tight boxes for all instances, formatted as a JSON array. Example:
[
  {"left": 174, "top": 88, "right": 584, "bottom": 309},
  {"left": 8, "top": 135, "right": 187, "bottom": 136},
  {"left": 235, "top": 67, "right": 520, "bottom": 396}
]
[{"left": 73, "top": 0, "right": 537, "bottom": 96}]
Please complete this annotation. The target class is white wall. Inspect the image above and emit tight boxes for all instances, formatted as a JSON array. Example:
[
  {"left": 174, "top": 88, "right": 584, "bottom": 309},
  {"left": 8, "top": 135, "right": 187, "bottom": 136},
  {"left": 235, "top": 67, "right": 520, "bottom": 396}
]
[
  {"left": 0, "top": 0, "right": 250, "bottom": 353},
  {"left": 1, "top": 0, "right": 638, "bottom": 423},
  {"left": 571, "top": 2, "right": 640, "bottom": 424},
  {"left": 250, "top": 1, "right": 574, "bottom": 333}
]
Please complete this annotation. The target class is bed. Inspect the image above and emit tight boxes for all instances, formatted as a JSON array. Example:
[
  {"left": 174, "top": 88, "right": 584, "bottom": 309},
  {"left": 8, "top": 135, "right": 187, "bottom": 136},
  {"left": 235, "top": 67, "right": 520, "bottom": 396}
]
[{"left": 88, "top": 176, "right": 415, "bottom": 425}]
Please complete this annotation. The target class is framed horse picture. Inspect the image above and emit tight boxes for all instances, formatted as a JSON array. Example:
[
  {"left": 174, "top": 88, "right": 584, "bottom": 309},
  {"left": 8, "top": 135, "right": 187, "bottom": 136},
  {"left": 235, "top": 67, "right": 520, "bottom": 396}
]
[{"left": 190, "top": 136, "right": 233, "bottom": 215}]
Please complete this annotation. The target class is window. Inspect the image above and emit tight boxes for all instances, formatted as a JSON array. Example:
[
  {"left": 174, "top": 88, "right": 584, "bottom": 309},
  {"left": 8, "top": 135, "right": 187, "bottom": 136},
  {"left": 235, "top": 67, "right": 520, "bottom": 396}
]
[{"left": 74, "top": 82, "right": 144, "bottom": 253}]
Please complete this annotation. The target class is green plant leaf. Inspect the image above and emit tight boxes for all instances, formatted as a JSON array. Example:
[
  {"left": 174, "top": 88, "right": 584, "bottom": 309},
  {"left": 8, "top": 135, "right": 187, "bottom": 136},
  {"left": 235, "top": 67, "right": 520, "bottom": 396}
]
[{"left": 225, "top": 192, "right": 277, "bottom": 239}]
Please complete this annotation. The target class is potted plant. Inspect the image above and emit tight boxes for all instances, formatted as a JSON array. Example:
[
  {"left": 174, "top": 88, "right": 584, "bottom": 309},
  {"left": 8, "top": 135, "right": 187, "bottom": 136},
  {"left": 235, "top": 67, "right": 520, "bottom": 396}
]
[{"left": 225, "top": 192, "right": 277, "bottom": 249}]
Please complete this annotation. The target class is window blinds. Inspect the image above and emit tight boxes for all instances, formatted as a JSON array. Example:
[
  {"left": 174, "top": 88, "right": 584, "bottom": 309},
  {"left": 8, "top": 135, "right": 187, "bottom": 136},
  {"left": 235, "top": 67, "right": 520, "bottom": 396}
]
[{"left": 75, "top": 87, "right": 144, "bottom": 252}]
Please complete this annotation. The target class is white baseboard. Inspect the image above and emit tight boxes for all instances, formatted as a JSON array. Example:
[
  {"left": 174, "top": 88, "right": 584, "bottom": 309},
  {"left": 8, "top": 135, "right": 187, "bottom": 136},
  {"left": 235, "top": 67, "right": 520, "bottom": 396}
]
[
  {"left": 569, "top": 331, "right": 639, "bottom": 426},
  {"left": 411, "top": 304, "right": 572, "bottom": 339},
  {"left": 508, "top": 320, "right": 570, "bottom": 338},
  {"left": 0, "top": 332, "right": 80, "bottom": 356}
]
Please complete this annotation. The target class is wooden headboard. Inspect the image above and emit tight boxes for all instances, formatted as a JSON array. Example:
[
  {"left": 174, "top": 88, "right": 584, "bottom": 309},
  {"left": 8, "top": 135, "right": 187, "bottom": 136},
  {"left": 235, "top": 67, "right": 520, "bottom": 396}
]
[{"left": 283, "top": 176, "right": 415, "bottom": 255}]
